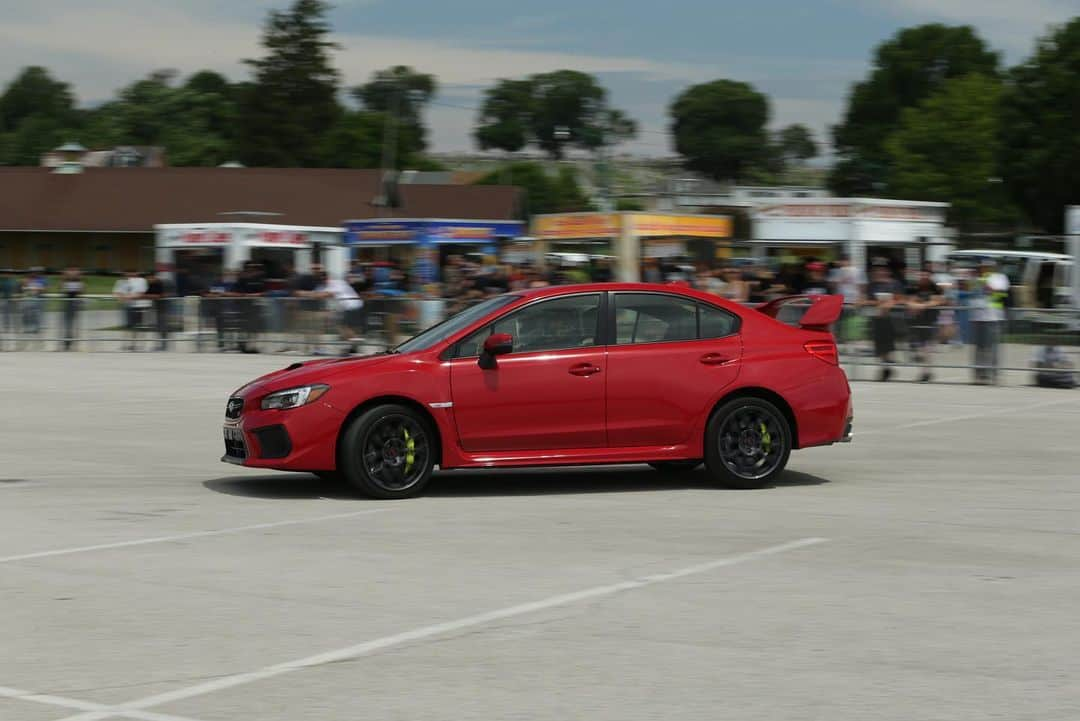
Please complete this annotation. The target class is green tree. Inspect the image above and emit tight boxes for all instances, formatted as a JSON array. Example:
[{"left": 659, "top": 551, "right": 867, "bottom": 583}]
[
  {"left": 777, "top": 124, "right": 818, "bottom": 165},
  {"left": 474, "top": 71, "right": 636, "bottom": 158},
  {"left": 0, "top": 66, "right": 76, "bottom": 132},
  {"left": 669, "top": 79, "right": 769, "bottom": 181},
  {"left": 885, "top": 74, "right": 1015, "bottom": 229},
  {"left": 999, "top": 18, "right": 1080, "bottom": 233},
  {"left": 474, "top": 78, "right": 534, "bottom": 154},
  {"left": 236, "top": 0, "right": 341, "bottom": 166},
  {"left": 830, "top": 24, "right": 1000, "bottom": 195},
  {"left": 76, "top": 70, "right": 238, "bottom": 166},
  {"left": 350, "top": 65, "right": 437, "bottom": 163},
  {"left": 474, "top": 161, "right": 594, "bottom": 217},
  {"left": 0, "top": 67, "right": 78, "bottom": 164}
]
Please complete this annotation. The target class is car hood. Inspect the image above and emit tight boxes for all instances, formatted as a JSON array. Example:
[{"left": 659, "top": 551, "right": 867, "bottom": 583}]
[{"left": 232, "top": 353, "right": 398, "bottom": 400}]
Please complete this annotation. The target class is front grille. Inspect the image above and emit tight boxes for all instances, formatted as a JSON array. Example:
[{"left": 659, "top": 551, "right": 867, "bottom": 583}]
[
  {"left": 223, "top": 426, "right": 247, "bottom": 459},
  {"left": 225, "top": 397, "right": 244, "bottom": 419}
]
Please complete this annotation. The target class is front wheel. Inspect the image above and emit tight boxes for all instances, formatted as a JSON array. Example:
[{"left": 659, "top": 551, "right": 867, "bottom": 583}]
[
  {"left": 339, "top": 404, "right": 435, "bottom": 499},
  {"left": 704, "top": 397, "right": 791, "bottom": 489}
]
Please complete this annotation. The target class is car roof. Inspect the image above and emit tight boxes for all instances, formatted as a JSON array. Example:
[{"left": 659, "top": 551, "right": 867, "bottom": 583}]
[{"left": 513, "top": 282, "right": 733, "bottom": 304}]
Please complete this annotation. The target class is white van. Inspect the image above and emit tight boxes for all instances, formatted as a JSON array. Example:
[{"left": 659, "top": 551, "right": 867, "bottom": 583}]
[{"left": 946, "top": 250, "right": 1074, "bottom": 309}]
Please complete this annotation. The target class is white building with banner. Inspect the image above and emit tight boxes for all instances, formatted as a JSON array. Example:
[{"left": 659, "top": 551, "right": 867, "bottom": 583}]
[
  {"left": 154, "top": 223, "right": 348, "bottom": 280},
  {"left": 750, "top": 198, "right": 950, "bottom": 272}
]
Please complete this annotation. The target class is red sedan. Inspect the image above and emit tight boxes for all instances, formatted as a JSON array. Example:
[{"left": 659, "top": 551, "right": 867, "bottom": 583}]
[{"left": 223, "top": 283, "right": 852, "bottom": 498}]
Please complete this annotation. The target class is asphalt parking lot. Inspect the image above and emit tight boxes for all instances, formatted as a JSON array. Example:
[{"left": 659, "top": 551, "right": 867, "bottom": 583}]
[{"left": 2, "top": 353, "right": 1078, "bottom": 721}]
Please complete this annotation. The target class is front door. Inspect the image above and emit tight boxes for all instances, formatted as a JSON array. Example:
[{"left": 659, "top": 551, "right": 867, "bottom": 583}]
[
  {"left": 605, "top": 292, "right": 742, "bottom": 447},
  {"left": 449, "top": 293, "right": 606, "bottom": 452}
]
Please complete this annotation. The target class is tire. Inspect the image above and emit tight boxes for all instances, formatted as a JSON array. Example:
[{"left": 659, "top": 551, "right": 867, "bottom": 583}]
[
  {"left": 648, "top": 461, "right": 702, "bottom": 473},
  {"left": 704, "top": 396, "right": 791, "bottom": 489},
  {"left": 339, "top": 404, "right": 436, "bottom": 499}
]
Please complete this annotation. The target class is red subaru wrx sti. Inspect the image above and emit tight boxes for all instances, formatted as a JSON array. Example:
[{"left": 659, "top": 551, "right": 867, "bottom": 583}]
[{"left": 223, "top": 283, "right": 852, "bottom": 498}]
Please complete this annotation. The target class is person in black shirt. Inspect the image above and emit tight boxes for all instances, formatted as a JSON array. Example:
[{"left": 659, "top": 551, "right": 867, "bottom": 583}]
[
  {"left": 865, "top": 264, "right": 905, "bottom": 381},
  {"left": 906, "top": 269, "right": 944, "bottom": 382},
  {"left": 144, "top": 271, "right": 169, "bottom": 351},
  {"left": 60, "top": 267, "right": 84, "bottom": 351},
  {"left": 235, "top": 262, "right": 266, "bottom": 353}
]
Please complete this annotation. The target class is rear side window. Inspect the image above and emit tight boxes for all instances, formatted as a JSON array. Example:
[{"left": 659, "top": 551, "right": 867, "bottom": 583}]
[
  {"left": 614, "top": 293, "right": 739, "bottom": 345},
  {"left": 699, "top": 303, "right": 739, "bottom": 338}
]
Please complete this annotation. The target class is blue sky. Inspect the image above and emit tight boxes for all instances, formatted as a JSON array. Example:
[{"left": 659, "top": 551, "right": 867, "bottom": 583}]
[{"left": 0, "top": 0, "right": 1075, "bottom": 155}]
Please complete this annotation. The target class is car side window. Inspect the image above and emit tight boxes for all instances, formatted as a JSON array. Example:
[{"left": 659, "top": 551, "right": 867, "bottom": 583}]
[
  {"left": 455, "top": 294, "right": 601, "bottom": 357},
  {"left": 614, "top": 293, "right": 740, "bottom": 345},
  {"left": 615, "top": 293, "right": 697, "bottom": 344},
  {"left": 699, "top": 302, "right": 739, "bottom": 339}
]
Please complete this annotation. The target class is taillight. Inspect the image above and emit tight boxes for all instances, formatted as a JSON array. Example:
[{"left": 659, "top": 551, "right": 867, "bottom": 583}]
[{"left": 804, "top": 340, "right": 838, "bottom": 365}]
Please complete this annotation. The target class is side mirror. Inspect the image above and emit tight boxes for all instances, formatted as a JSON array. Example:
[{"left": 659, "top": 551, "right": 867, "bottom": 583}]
[{"left": 478, "top": 333, "right": 513, "bottom": 369}]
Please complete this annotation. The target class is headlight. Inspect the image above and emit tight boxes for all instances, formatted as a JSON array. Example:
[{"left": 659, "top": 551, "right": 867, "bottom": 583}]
[{"left": 260, "top": 384, "right": 329, "bottom": 410}]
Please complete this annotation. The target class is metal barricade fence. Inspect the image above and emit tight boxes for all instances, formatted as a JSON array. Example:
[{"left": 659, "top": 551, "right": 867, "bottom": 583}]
[
  {"left": 1, "top": 295, "right": 1077, "bottom": 386},
  {"left": 834, "top": 303, "right": 1079, "bottom": 385},
  {"left": 0, "top": 295, "right": 449, "bottom": 354}
]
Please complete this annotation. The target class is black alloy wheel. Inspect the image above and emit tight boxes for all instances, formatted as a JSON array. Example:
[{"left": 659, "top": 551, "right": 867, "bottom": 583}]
[
  {"left": 704, "top": 397, "right": 791, "bottom": 489},
  {"left": 340, "top": 404, "right": 435, "bottom": 499}
]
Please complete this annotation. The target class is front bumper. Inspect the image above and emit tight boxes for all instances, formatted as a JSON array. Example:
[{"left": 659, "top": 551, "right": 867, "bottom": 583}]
[{"left": 221, "top": 398, "right": 345, "bottom": 471}]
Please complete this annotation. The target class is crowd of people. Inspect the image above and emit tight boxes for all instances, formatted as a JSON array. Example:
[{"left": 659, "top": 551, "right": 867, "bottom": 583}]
[{"left": 0, "top": 254, "right": 1019, "bottom": 384}]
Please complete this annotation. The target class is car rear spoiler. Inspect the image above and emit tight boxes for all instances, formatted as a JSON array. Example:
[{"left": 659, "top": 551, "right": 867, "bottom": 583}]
[{"left": 755, "top": 294, "right": 844, "bottom": 331}]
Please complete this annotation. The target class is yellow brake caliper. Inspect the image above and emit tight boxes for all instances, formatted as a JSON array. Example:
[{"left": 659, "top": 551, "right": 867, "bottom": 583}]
[
  {"left": 403, "top": 427, "right": 416, "bottom": 473},
  {"left": 760, "top": 423, "right": 771, "bottom": 453}
]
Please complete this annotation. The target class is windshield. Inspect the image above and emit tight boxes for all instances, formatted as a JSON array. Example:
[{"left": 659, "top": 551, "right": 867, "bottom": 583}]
[{"left": 393, "top": 294, "right": 521, "bottom": 354}]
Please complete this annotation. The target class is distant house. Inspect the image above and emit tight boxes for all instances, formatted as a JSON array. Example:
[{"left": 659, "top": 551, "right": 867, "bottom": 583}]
[{"left": 41, "top": 145, "right": 168, "bottom": 169}]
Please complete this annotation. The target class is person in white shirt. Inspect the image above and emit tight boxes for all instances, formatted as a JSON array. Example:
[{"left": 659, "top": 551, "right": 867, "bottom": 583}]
[
  {"left": 315, "top": 270, "right": 365, "bottom": 356},
  {"left": 112, "top": 270, "right": 149, "bottom": 351},
  {"left": 970, "top": 259, "right": 1010, "bottom": 384}
]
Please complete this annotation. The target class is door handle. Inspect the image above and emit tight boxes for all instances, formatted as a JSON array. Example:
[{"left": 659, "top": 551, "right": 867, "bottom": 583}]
[
  {"left": 699, "top": 353, "right": 734, "bottom": 366},
  {"left": 568, "top": 363, "right": 602, "bottom": 376}
]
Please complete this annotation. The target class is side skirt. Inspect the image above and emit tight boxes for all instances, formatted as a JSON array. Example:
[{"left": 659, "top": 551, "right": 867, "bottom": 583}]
[{"left": 444, "top": 444, "right": 699, "bottom": 470}]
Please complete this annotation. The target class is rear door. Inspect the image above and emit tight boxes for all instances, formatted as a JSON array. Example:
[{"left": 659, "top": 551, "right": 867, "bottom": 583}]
[
  {"left": 605, "top": 292, "right": 742, "bottom": 447},
  {"left": 449, "top": 293, "right": 607, "bottom": 452}
]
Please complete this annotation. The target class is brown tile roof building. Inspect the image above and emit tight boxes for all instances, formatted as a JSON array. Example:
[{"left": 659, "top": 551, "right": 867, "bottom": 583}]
[{"left": 0, "top": 167, "right": 521, "bottom": 232}]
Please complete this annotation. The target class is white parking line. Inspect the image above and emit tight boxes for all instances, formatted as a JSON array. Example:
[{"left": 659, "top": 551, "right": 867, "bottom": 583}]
[
  {"left": 0, "top": 684, "right": 204, "bottom": 721},
  {"left": 52, "top": 537, "right": 827, "bottom": 721},
  {"left": 0, "top": 508, "right": 391, "bottom": 564}
]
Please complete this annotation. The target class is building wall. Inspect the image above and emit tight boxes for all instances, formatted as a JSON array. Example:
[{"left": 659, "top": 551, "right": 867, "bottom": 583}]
[{"left": 0, "top": 232, "right": 152, "bottom": 272}]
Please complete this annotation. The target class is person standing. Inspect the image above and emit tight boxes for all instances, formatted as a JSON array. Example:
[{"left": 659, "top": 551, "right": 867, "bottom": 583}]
[
  {"left": 144, "top": 270, "right": 170, "bottom": 351},
  {"left": 971, "top": 259, "right": 1010, "bottom": 384},
  {"left": 828, "top": 255, "right": 864, "bottom": 350},
  {"left": 60, "top": 267, "right": 85, "bottom": 351},
  {"left": 906, "top": 270, "right": 944, "bottom": 382},
  {"left": 315, "top": 268, "right": 364, "bottom": 356},
  {"left": 113, "top": 270, "right": 149, "bottom": 351},
  {"left": 20, "top": 269, "right": 47, "bottom": 347},
  {"left": 0, "top": 269, "right": 17, "bottom": 350},
  {"left": 865, "top": 264, "right": 905, "bottom": 382}
]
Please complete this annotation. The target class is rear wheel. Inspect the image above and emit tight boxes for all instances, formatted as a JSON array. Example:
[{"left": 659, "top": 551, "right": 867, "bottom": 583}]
[
  {"left": 339, "top": 404, "right": 435, "bottom": 499},
  {"left": 648, "top": 461, "right": 702, "bottom": 473},
  {"left": 704, "top": 397, "right": 791, "bottom": 489}
]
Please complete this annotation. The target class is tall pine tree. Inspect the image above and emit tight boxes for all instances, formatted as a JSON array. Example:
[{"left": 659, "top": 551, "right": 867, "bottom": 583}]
[{"left": 236, "top": 0, "right": 341, "bottom": 166}]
